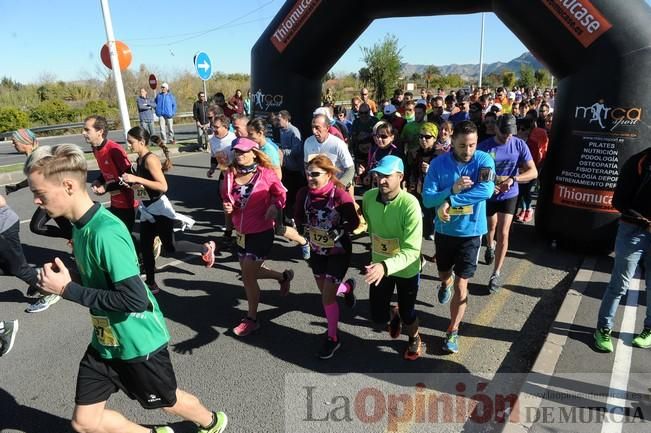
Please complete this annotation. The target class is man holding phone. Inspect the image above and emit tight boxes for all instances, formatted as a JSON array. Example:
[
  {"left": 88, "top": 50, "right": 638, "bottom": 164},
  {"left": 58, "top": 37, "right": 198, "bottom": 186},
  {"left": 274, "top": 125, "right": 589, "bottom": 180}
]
[{"left": 422, "top": 121, "right": 495, "bottom": 354}]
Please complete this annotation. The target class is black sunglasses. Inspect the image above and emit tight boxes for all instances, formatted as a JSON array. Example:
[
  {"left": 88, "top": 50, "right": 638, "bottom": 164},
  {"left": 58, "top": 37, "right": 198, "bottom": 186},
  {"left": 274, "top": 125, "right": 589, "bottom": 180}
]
[
  {"left": 419, "top": 134, "right": 434, "bottom": 139},
  {"left": 307, "top": 171, "right": 326, "bottom": 178}
]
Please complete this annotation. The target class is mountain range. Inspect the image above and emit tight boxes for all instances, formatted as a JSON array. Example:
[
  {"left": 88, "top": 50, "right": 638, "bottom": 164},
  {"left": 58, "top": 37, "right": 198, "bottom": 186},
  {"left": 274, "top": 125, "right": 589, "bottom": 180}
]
[{"left": 402, "top": 52, "right": 545, "bottom": 79}]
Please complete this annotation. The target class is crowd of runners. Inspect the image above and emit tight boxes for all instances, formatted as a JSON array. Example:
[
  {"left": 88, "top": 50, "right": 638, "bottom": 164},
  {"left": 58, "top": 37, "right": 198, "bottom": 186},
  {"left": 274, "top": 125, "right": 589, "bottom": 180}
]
[{"left": 2, "top": 84, "right": 649, "bottom": 433}]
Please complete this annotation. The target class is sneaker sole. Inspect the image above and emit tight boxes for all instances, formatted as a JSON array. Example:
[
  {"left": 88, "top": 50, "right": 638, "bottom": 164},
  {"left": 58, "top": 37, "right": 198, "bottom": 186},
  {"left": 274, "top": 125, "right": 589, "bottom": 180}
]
[
  {"left": 25, "top": 295, "right": 61, "bottom": 313},
  {"left": 318, "top": 341, "right": 341, "bottom": 360},
  {"left": 632, "top": 341, "right": 651, "bottom": 349},
  {"left": 3, "top": 321, "right": 18, "bottom": 356},
  {"left": 233, "top": 324, "right": 260, "bottom": 337}
]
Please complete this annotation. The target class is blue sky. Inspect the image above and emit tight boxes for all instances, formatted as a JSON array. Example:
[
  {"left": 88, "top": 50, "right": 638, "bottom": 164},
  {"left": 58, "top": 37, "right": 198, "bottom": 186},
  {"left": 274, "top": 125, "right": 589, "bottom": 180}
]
[{"left": 3, "top": 0, "right": 541, "bottom": 84}]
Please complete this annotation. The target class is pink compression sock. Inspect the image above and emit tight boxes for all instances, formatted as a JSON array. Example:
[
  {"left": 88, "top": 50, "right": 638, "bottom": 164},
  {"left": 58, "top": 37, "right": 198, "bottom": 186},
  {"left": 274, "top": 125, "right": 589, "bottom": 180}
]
[
  {"left": 324, "top": 302, "right": 339, "bottom": 341},
  {"left": 336, "top": 280, "right": 351, "bottom": 296}
]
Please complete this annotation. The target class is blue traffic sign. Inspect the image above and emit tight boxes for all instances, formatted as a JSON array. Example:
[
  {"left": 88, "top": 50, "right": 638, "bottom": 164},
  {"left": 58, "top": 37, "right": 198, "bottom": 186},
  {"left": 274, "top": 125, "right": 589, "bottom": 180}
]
[{"left": 194, "top": 51, "right": 212, "bottom": 81}]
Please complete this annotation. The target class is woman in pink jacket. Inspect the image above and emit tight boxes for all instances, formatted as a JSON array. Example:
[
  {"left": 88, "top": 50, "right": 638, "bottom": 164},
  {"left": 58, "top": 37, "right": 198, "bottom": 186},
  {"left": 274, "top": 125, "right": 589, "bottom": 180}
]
[{"left": 221, "top": 137, "right": 292, "bottom": 337}]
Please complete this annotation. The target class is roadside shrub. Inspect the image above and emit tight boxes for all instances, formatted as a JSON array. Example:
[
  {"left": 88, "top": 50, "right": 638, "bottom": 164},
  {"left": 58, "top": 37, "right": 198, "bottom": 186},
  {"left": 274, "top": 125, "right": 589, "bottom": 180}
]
[
  {"left": 29, "top": 99, "right": 76, "bottom": 125},
  {"left": 0, "top": 107, "right": 29, "bottom": 133}
]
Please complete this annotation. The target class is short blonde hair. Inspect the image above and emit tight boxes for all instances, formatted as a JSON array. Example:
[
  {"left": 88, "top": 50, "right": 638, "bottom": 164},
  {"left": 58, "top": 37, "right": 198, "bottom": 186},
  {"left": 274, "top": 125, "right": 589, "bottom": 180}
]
[{"left": 23, "top": 144, "right": 87, "bottom": 183}]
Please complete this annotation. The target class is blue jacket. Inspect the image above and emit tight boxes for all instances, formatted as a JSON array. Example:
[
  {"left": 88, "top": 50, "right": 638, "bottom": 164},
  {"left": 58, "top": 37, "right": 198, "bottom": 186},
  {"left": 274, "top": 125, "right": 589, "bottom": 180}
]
[
  {"left": 422, "top": 150, "right": 495, "bottom": 237},
  {"left": 155, "top": 92, "right": 177, "bottom": 118}
]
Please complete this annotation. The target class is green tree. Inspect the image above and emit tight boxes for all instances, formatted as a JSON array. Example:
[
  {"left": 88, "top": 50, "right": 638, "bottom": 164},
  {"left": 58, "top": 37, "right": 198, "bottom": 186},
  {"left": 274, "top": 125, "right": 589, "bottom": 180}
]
[
  {"left": 358, "top": 67, "right": 371, "bottom": 87},
  {"left": 361, "top": 34, "right": 403, "bottom": 101},
  {"left": 518, "top": 65, "right": 536, "bottom": 89},
  {"left": 424, "top": 65, "right": 440, "bottom": 90},
  {"left": 502, "top": 71, "right": 517, "bottom": 89},
  {"left": 410, "top": 72, "right": 422, "bottom": 82},
  {"left": 29, "top": 99, "right": 76, "bottom": 125},
  {"left": 0, "top": 107, "right": 29, "bottom": 133},
  {"left": 534, "top": 69, "right": 550, "bottom": 87}
]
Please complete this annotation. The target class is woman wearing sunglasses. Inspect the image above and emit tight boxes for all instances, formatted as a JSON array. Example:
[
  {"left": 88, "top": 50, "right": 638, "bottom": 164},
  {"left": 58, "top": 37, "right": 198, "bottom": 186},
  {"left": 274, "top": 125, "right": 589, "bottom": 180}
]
[
  {"left": 360, "top": 121, "right": 402, "bottom": 188},
  {"left": 221, "top": 137, "right": 292, "bottom": 337},
  {"left": 294, "top": 155, "right": 359, "bottom": 359}
]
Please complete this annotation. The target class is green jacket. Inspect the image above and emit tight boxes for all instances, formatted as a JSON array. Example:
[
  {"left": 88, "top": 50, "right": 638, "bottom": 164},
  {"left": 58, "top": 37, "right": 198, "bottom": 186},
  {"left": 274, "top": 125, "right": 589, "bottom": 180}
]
[{"left": 362, "top": 188, "right": 423, "bottom": 278}]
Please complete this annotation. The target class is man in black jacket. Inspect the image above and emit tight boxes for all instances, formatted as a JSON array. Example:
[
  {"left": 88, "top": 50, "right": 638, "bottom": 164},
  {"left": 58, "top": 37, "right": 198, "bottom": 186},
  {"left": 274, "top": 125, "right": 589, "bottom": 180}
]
[
  {"left": 193, "top": 91, "right": 210, "bottom": 151},
  {"left": 594, "top": 147, "right": 651, "bottom": 352}
]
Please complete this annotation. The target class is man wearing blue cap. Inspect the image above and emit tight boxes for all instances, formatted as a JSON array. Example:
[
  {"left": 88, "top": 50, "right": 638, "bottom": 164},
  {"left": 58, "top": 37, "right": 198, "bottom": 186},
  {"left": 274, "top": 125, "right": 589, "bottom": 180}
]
[
  {"left": 362, "top": 155, "right": 424, "bottom": 360},
  {"left": 422, "top": 120, "right": 496, "bottom": 354}
]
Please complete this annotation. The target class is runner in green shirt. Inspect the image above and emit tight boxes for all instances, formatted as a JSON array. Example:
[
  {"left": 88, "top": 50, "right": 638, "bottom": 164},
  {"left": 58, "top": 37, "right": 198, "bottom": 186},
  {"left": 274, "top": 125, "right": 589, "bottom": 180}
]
[
  {"left": 26, "top": 143, "right": 227, "bottom": 433},
  {"left": 362, "top": 155, "right": 424, "bottom": 360}
]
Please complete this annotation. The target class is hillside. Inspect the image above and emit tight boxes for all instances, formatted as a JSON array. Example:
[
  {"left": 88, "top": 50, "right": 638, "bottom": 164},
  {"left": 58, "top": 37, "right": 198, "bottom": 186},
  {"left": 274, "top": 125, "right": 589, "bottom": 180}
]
[{"left": 402, "top": 52, "right": 545, "bottom": 79}]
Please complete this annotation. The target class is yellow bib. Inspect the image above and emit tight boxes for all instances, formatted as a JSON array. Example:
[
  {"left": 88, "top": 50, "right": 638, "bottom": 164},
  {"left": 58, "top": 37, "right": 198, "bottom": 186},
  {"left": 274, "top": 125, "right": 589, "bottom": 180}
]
[
  {"left": 308, "top": 227, "right": 335, "bottom": 248},
  {"left": 132, "top": 184, "right": 151, "bottom": 201},
  {"left": 372, "top": 234, "right": 401, "bottom": 257},
  {"left": 91, "top": 315, "right": 119, "bottom": 347},
  {"left": 448, "top": 205, "right": 473, "bottom": 216}
]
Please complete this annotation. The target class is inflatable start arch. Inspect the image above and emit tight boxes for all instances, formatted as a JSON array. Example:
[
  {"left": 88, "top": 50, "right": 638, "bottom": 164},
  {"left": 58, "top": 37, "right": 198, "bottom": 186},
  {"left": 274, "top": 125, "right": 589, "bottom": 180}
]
[{"left": 251, "top": 0, "right": 651, "bottom": 250}]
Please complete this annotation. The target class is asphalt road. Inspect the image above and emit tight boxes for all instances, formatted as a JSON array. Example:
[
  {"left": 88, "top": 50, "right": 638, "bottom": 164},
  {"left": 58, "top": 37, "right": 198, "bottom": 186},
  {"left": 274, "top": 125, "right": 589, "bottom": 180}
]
[
  {"left": 0, "top": 151, "right": 582, "bottom": 433},
  {"left": 0, "top": 124, "right": 198, "bottom": 167}
]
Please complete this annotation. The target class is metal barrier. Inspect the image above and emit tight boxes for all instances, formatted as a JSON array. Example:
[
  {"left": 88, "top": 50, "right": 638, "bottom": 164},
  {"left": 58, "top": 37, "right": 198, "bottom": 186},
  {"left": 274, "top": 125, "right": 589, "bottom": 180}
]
[{"left": 0, "top": 112, "right": 194, "bottom": 140}]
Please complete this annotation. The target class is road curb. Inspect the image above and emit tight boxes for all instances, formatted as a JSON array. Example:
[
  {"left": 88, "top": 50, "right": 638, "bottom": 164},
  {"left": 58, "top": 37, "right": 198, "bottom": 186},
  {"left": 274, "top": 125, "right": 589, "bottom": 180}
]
[
  {"left": 501, "top": 256, "right": 596, "bottom": 433},
  {"left": 0, "top": 144, "right": 198, "bottom": 188}
]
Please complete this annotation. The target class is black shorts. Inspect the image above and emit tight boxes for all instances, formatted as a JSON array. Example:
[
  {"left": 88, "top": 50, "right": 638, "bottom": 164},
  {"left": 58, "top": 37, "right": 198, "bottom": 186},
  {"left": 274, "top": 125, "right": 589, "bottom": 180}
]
[
  {"left": 486, "top": 197, "right": 518, "bottom": 216},
  {"left": 75, "top": 345, "right": 177, "bottom": 409},
  {"left": 435, "top": 233, "right": 481, "bottom": 279},
  {"left": 237, "top": 228, "right": 275, "bottom": 261},
  {"left": 308, "top": 252, "right": 351, "bottom": 283}
]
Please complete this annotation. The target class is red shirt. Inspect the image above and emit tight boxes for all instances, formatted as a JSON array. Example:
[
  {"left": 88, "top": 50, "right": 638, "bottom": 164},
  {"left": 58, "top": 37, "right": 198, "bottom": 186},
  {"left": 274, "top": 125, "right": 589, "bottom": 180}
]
[{"left": 92, "top": 139, "right": 136, "bottom": 209}]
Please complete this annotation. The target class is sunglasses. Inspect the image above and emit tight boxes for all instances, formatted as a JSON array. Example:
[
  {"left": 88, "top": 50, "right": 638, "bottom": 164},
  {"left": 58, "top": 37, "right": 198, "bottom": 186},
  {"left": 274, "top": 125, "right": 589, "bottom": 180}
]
[
  {"left": 375, "top": 134, "right": 390, "bottom": 139},
  {"left": 419, "top": 134, "right": 434, "bottom": 140},
  {"left": 307, "top": 171, "right": 326, "bottom": 178}
]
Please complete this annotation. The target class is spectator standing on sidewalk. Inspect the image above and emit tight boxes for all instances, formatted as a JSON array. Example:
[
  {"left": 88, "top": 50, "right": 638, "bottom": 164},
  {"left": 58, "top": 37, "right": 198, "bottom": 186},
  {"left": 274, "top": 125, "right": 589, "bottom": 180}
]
[
  {"left": 193, "top": 91, "right": 210, "bottom": 151},
  {"left": 594, "top": 147, "right": 651, "bottom": 352},
  {"left": 136, "top": 88, "right": 156, "bottom": 136},
  {"left": 155, "top": 83, "right": 177, "bottom": 145}
]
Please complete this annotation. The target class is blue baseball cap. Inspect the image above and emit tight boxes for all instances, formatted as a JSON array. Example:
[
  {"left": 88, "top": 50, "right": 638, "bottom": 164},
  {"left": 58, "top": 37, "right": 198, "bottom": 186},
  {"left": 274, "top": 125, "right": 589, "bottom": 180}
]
[{"left": 370, "top": 155, "right": 404, "bottom": 175}]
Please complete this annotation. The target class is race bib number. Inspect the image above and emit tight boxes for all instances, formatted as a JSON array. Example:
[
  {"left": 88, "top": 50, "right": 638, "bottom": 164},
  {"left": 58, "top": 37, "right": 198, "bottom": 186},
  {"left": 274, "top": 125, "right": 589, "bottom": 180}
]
[
  {"left": 448, "top": 205, "right": 473, "bottom": 216},
  {"left": 371, "top": 234, "right": 400, "bottom": 257},
  {"left": 309, "top": 227, "right": 334, "bottom": 248},
  {"left": 91, "top": 315, "right": 119, "bottom": 347},
  {"left": 236, "top": 231, "right": 245, "bottom": 249},
  {"left": 132, "top": 184, "right": 151, "bottom": 200}
]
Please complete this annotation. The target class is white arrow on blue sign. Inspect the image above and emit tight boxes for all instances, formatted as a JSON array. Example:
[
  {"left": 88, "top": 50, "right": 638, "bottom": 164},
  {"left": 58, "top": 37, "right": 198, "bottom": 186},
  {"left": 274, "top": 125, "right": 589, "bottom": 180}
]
[{"left": 193, "top": 51, "right": 212, "bottom": 81}]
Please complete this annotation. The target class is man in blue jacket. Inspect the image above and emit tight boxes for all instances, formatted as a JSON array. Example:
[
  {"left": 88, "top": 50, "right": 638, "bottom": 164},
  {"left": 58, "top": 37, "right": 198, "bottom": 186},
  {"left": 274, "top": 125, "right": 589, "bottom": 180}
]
[
  {"left": 422, "top": 120, "right": 495, "bottom": 354},
  {"left": 155, "top": 82, "right": 177, "bottom": 144}
]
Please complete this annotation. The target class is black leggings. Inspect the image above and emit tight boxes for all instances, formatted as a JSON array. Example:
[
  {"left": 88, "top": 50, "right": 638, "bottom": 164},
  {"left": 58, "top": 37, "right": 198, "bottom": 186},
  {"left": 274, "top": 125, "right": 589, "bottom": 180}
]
[
  {"left": 369, "top": 274, "right": 420, "bottom": 326},
  {"left": 140, "top": 215, "right": 205, "bottom": 283},
  {"left": 30, "top": 207, "right": 73, "bottom": 240},
  {"left": 0, "top": 222, "right": 39, "bottom": 291}
]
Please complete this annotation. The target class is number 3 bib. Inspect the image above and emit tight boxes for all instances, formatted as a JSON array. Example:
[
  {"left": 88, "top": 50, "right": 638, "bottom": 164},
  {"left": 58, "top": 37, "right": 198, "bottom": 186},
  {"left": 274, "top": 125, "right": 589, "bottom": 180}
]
[{"left": 371, "top": 234, "right": 400, "bottom": 257}]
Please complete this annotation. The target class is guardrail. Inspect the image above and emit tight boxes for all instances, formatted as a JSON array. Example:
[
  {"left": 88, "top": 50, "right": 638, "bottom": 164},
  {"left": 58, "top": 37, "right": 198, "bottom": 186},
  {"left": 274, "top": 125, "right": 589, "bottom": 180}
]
[{"left": 0, "top": 112, "right": 194, "bottom": 141}]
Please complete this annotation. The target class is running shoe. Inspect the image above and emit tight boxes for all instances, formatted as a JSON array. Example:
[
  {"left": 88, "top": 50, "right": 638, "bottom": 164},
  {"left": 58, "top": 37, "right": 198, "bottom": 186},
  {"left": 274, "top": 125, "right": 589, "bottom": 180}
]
[
  {"left": 593, "top": 327, "right": 613, "bottom": 352},
  {"left": 0, "top": 320, "right": 18, "bottom": 357},
  {"left": 438, "top": 274, "right": 455, "bottom": 304},
  {"left": 147, "top": 281, "right": 161, "bottom": 295},
  {"left": 318, "top": 336, "right": 341, "bottom": 360},
  {"left": 202, "top": 241, "right": 216, "bottom": 268},
  {"left": 488, "top": 273, "right": 502, "bottom": 294},
  {"left": 484, "top": 246, "right": 495, "bottom": 265},
  {"left": 153, "top": 427, "right": 174, "bottom": 433},
  {"left": 279, "top": 269, "right": 294, "bottom": 296},
  {"left": 197, "top": 411, "right": 228, "bottom": 433},
  {"left": 352, "top": 220, "right": 367, "bottom": 235},
  {"left": 25, "top": 294, "right": 61, "bottom": 313},
  {"left": 388, "top": 306, "right": 401, "bottom": 339},
  {"left": 404, "top": 334, "right": 422, "bottom": 361},
  {"left": 206, "top": 169, "right": 215, "bottom": 178},
  {"left": 301, "top": 242, "right": 311, "bottom": 260},
  {"left": 523, "top": 209, "right": 534, "bottom": 223},
  {"left": 442, "top": 331, "right": 459, "bottom": 354},
  {"left": 632, "top": 328, "right": 651, "bottom": 348},
  {"left": 233, "top": 317, "right": 260, "bottom": 337},
  {"left": 153, "top": 236, "right": 162, "bottom": 260},
  {"left": 341, "top": 278, "right": 356, "bottom": 309}
]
